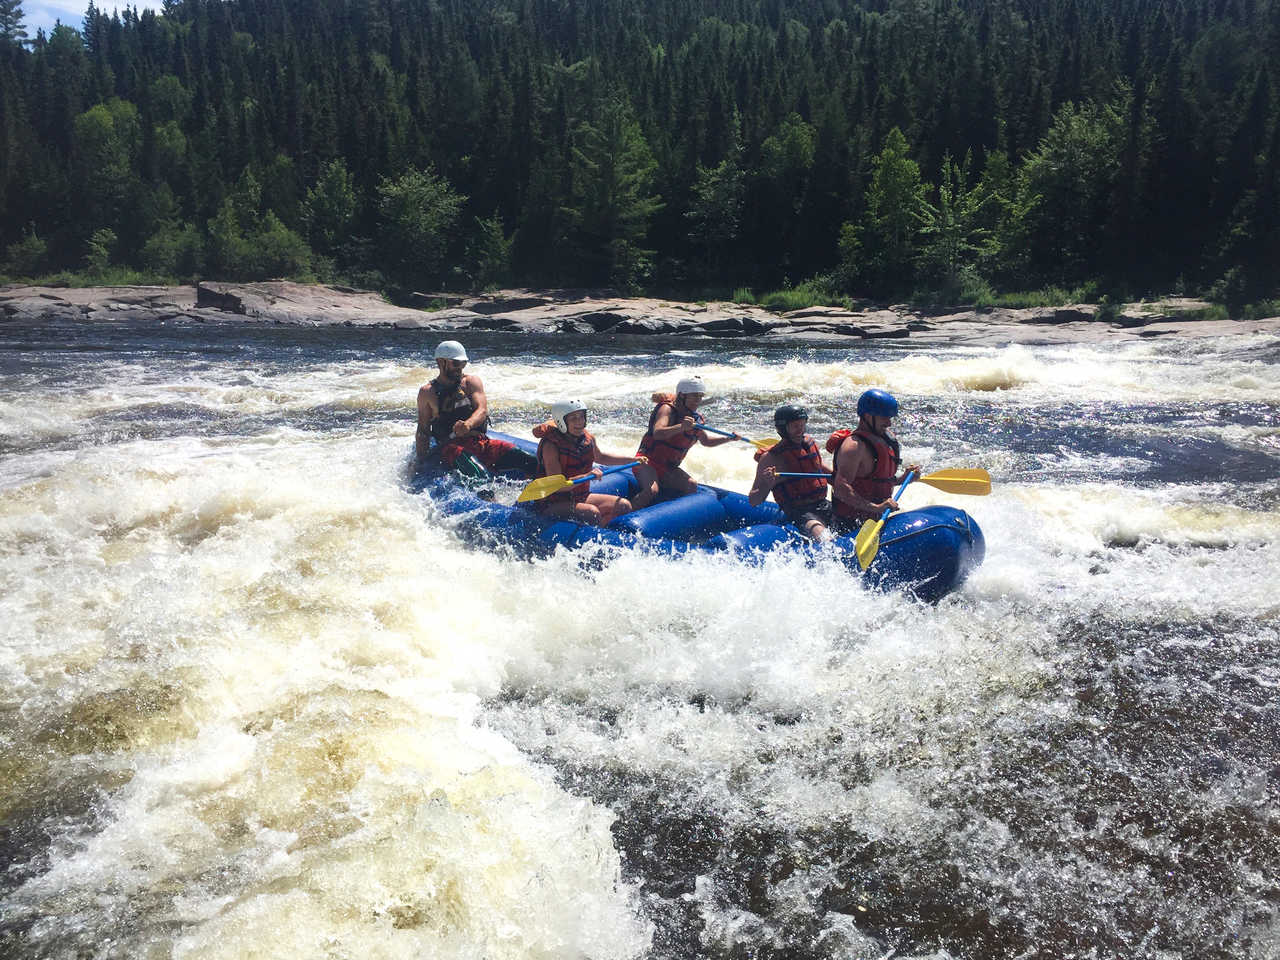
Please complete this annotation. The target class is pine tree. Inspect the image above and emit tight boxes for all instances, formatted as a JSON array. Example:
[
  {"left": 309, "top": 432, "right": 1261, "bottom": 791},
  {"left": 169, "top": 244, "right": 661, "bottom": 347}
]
[
  {"left": 562, "top": 96, "right": 663, "bottom": 288},
  {"left": 0, "top": 0, "right": 27, "bottom": 46},
  {"left": 845, "top": 126, "right": 927, "bottom": 295}
]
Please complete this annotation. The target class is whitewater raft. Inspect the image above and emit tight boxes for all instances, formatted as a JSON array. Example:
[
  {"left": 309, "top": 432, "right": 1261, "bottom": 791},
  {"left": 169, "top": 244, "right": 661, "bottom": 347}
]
[{"left": 413, "top": 431, "right": 985, "bottom": 601}]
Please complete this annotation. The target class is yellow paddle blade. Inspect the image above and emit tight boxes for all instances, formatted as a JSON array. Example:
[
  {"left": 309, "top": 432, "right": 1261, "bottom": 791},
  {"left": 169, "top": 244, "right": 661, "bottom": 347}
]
[
  {"left": 917, "top": 468, "right": 992, "bottom": 496},
  {"left": 746, "top": 436, "right": 775, "bottom": 450},
  {"left": 854, "top": 517, "right": 885, "bottom": 571},
  {"left": 516, "top": 473, "right": 573, "bottom": 503}
]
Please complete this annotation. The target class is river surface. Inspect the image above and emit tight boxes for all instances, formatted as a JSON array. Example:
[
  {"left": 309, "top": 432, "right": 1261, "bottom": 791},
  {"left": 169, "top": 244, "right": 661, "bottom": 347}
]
[{"left": 1, "top": 320, "right": 1278, "bottom": 960}]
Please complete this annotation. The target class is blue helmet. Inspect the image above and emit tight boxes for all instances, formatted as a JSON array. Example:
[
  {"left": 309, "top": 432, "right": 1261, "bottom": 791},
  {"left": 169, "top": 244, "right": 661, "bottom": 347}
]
[{"left": 857, "top": 388, "right": 898, "bottom": 419}]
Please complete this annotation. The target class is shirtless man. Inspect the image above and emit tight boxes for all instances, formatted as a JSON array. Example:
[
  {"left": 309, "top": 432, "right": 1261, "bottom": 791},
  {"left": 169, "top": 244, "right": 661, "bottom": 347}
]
[
  {"left": 827, "top": 389, "right": 921, "bottom": 531},
  {"left": 415, "top": 340, "right": 536, "bottom": 475}
]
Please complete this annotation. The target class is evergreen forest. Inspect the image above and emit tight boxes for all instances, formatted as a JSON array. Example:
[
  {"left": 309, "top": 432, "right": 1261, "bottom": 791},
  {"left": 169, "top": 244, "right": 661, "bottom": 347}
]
[{"left": 1, "top": 0, "right": 1278, "bottom": 309}]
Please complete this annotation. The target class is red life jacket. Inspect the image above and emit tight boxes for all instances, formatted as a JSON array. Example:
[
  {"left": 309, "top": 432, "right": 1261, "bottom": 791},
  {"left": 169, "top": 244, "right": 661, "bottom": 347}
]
[
  {"left": 535, "top": 426, "right": 596, "bottom": 505},
  {"left": 763, "top": 436, "right": 829, "bottom": 511},
  {"left": 637, "top": 401, "right": 703, "bottom": 476},
  {"left": 829, "top": 427, "right": 900, "bottom": 520}
]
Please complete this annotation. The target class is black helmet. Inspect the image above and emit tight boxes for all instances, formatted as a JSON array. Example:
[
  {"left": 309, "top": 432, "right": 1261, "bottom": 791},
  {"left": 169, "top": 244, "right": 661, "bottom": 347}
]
[{"left": 774, "top": 402, "right": 809, "bottom": 437}]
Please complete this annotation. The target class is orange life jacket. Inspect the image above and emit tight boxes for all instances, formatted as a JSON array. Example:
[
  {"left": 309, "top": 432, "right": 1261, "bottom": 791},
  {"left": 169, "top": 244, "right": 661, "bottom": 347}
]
[
  {"left": 828, "top": 427, "right": 900, "bottom": 520},
  {"left": 637, "top": 398, "right": 703, "bottom": 476},
  {"left": 535, "top": 425, "right": 596, "bottom": 505},
  {"left": 758, "top": 436, "right": 829, "bottom": 511}
]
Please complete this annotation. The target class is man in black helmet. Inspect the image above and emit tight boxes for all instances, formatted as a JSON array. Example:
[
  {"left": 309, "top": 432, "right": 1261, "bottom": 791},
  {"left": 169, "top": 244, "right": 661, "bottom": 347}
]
[{"left": 748, "top": 403, "right": 834, "bottom": 540}]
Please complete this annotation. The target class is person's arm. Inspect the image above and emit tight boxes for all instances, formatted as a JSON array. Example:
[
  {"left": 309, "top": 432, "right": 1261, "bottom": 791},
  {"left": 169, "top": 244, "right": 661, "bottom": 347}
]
[
  {"left": 541, "top": 441, "right": 565, "bottom": 478},
  {"left": 593, "top": 442, "right": 641, "bottom": 468},
  {"left": 452, "top": 375, "right": 489, "bottom": 437},
  {"left": 650, "top": 404, "right": 695, "bottom": 441},
  {"left": 747, "top": 454, "right": 778, "bottom": 507},
  {"left": 697, "top": 429, "right": 740, "bottom": 448},
  {"left": 415, "top": 385, "right": 438, "bottom": 458},
  {"left": 831, "top": 438, "right": 896, "bottom": 514}
]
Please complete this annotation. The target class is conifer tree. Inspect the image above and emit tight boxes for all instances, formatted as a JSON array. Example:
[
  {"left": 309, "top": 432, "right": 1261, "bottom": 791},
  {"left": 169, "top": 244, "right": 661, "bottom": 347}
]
[
  {"left": 844, "top": 127, "right": 927, "bottom": 295},
  {"left": 0, "top": 0, "right": 27, "bottom": 46},
  {"left": 562, "top": 96, "right": 663, "bottom": 287}
]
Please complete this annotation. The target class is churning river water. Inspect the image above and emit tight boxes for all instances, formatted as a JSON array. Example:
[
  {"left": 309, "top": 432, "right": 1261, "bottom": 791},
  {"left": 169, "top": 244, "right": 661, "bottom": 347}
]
[{"left": 1, "top": 319, "right": 1278, "bottom": 960}]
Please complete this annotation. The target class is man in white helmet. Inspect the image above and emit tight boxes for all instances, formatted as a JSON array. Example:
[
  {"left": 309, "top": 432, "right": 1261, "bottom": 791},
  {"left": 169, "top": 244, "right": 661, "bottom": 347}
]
[
  {"left": 631, "top": 375, "right": 740, "bottom": 508},
  {"left": 416, "top": 340, "right": 536, "bottom": 475}
]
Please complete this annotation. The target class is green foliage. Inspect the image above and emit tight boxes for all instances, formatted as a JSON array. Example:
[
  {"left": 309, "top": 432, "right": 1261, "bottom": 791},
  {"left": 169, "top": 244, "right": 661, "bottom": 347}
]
[
  {"left": 562, "top": 97, "right": 663, "bottom": 288},
  {"left": 85, "top": 227, "right": 117, "bottom": 274},
  {"left": 149, "top": 75, "right": 192, "bottom": 123},
  {"left": 840, "top": 128, "right": 926, "bottom": 296},
  {"left": 5, "top": 228, "right": 47, "bottom": 276},
  {"left": 141, "top": 221, "right": 203, "bottom": 278},
  {"left": 376, "top": 166, "right": 465, "bottom": 290},
  {"left": 687, "top": 114, "right": 745, "bottom": 278},
  {"left": 466, "top": 215, "right": 514, "bottom": 289},
  {"left": 964, "top": 284, "right": 1103, "bottom": 309},
  {"left": 253, "top": 212, "right": 312, "bottom": 278},
  {"left": 916, "top": 153, "right": 989, "bottom": 300},
  {"left": 206, "top": 179, "right": 312, "bottom": 281},
  {"left": 757, "top": 280, "right": 847, "bottom": 312},
  {"left": 0, "top": 0, "right": 1275, "bottom": 303},
  {"left": 72, "top": 99, "right": 142, "bottom": 236},
  {"left": 1006, "top": 91, "right": 1130, "bottom": 285},
  {"left": 0, "top": 0, "right": 27, "bottom": 45},
  {"left": 302, "top": 159, "right": 357, "bottom": 257}
]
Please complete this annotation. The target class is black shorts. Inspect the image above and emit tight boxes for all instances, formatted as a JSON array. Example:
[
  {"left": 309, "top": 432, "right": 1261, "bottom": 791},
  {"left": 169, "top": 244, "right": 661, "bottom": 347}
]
[{"left": 785, "top": 500, "right": 833, "bottom": 531}]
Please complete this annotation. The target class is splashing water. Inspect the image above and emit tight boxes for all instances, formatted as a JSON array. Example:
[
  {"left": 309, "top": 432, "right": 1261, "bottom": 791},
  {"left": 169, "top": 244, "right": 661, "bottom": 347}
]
[{"left": 2, "top": 322, "right": 1277, "bottom": 959}]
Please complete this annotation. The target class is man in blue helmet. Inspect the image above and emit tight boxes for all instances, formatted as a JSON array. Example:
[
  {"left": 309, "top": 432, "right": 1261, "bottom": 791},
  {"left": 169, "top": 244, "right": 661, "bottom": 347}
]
[{"left": 825, "top": 388, "right": 921, "bottom": 530}]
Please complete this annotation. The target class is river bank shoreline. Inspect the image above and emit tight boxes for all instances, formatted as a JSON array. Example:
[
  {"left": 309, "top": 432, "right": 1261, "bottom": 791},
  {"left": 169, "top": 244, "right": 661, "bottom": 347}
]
[{"left": 4, "top": 280, "right": 1279, "bottom": 346}]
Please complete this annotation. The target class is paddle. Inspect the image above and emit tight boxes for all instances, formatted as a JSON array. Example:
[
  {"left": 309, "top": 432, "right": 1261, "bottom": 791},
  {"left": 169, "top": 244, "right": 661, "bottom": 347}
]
[
  {"left": 697, "top": 424, "right": 775, "bottom": 450},
  {"left": 854, "top": 470, "right": 917, "bottom": 572},
  {"left": 516, "top": 460, "right": 643, "bottom": 503},
  {"left": 773, "top": 467, "right": 990, "bottom": 496}
]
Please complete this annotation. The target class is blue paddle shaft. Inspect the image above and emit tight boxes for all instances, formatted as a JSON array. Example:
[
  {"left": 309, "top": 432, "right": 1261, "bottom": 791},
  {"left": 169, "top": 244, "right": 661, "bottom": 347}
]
[
  {"left": 875, "top": 471, "right": 917, "bottom": 521},
  {"left": 572, "top": 460, "right": 642, "bottom": 485},
  {"left": 697, "top": 424, "right": 736, "bottom": 438}
]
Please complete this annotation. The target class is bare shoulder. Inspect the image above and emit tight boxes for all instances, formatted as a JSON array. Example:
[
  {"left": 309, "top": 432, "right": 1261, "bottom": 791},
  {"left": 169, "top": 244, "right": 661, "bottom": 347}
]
[{"left": 462, "top": 373, "right": 485, "bottom": 393}]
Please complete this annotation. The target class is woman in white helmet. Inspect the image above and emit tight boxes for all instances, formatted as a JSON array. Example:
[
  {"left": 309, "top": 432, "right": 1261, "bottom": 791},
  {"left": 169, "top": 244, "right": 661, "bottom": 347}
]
[
  {"left": 631, "top": 376, "right": 739, "bottom": 509},
  {"left": 416, "top": 340, "right": 536, "bottom": 476},
  {"left": 530, "top": 400, "right": 639, "bottom": 525}
]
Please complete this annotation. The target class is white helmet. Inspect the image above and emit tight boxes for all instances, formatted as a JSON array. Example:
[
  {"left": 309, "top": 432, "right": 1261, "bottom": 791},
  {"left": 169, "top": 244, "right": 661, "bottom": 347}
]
[
  {"left": 676, "top": 377, "right": 706, "bottom": 396},
  {"left": 552, "top": 400, "right": 588, "bottom": 432},
  {"left": 434, "top": 340, "right": 468, "bottom": 361}
]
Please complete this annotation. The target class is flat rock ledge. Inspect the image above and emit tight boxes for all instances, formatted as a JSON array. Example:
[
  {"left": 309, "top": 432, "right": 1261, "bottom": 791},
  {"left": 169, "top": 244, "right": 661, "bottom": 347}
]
[{"left": 3, "top": 280, "right": 1277, "bottom": 346}]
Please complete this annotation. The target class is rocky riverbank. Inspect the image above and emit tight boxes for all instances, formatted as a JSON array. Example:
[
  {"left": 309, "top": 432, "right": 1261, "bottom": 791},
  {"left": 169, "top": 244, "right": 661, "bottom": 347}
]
[{"left": 3, "top": 280, "right": 1278, "bottom": 345}]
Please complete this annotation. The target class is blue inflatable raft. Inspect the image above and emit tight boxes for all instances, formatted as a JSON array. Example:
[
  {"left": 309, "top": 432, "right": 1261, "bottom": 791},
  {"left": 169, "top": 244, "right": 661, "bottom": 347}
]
[{"left": 412, "top": 431, "right": 985, "bottom": 601}]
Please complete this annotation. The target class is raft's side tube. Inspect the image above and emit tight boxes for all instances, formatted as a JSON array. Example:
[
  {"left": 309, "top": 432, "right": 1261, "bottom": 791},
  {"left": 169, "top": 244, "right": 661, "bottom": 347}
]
[
  {"left": 706, "top": 523, "right": 806, "bottom": 553},
  {"left": 610, "top": 490, "right": 727, "bottom": 539},
  {"left": 714, "top": 489, "right": 788, "bottom": 527}
]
